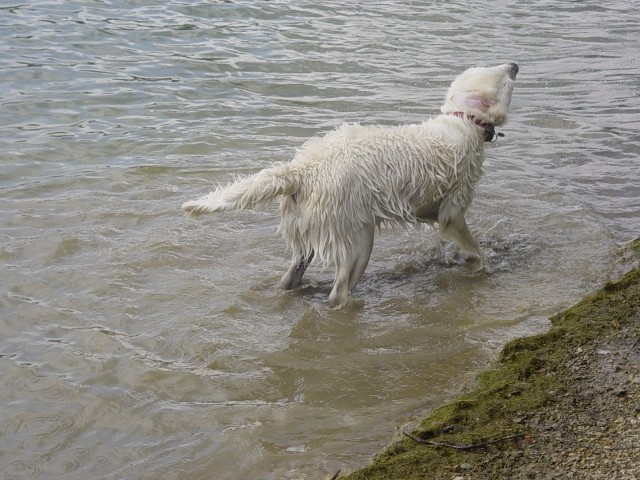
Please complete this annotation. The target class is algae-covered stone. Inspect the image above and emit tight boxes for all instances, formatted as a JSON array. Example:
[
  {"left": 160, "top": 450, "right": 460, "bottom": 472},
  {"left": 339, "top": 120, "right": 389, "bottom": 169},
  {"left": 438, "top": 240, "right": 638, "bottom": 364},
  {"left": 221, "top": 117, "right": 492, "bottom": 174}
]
[{"left": 344, "top": 237, "right": 640, "bottom": 480}]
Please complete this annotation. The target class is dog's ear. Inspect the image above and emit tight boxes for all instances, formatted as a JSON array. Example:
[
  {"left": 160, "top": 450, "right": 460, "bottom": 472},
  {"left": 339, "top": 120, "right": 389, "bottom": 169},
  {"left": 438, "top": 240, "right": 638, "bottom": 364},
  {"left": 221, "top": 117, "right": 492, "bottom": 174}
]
[{"left": 452, "top": 92, "right": 495, "bottom": 111}]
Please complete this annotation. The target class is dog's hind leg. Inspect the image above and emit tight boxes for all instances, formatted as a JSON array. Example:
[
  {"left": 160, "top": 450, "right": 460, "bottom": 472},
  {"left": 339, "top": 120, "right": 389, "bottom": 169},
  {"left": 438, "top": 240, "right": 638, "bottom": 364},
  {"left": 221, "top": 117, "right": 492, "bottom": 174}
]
[
  {"left": 438, "top": 209, "right": 481, "bottom": 259},
  {"left": 347, "top": 226, "right": 375, "bottom": 292},
  {"left": 329, "top": 225, "right": 374, "bottom": 307},
  {"left": 281, "top": 251, "right": 314, "bottom": 290}
]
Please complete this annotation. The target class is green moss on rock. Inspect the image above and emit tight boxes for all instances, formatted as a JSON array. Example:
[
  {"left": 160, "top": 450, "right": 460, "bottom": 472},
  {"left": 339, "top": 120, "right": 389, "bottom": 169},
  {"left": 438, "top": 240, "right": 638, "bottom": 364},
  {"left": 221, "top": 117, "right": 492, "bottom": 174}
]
[{"left": 345, "top": 241, "right": 640, "bottom": 480}]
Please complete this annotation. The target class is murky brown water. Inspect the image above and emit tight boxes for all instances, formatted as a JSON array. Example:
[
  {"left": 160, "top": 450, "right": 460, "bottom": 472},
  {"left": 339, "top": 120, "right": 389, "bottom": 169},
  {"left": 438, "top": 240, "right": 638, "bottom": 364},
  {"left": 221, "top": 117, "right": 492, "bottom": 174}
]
[{"left": 2, "top": 1, "right": 639, "bottom": 478}]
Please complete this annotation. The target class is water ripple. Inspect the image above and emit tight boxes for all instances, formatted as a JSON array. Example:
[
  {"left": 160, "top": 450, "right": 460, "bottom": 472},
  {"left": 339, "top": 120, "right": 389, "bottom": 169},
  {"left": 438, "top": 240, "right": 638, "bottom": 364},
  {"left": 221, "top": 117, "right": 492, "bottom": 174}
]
[{"left": 1, "top": 1, "right": 640, "bottom": 479}]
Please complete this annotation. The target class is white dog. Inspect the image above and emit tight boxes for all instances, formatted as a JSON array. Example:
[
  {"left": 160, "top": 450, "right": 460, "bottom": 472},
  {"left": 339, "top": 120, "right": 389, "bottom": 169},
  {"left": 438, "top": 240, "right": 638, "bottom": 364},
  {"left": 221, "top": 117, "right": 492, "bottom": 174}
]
[{"left": 183, "top": 63, "right": 518, "bottom": 306}]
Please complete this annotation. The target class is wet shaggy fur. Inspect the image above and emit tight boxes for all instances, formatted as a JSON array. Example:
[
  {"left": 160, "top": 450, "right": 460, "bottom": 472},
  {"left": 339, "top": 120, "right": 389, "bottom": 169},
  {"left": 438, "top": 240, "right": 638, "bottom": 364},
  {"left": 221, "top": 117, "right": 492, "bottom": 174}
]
[{"left": 183, "top": 63, "right": 519, "bottom": 306}]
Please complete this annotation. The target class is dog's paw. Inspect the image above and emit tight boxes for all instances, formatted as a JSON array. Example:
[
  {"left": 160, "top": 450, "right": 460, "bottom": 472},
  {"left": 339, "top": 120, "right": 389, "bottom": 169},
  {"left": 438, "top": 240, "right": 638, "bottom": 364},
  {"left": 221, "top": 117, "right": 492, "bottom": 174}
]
[
  {"left": 459, "top": 253, "right": 492, "bottom": 274},
  {"left": 470, "top": 256, "right": 492, "bottom": 275},
  {"left": 327, "top": 294, "right": 365, "bottom": 311}
]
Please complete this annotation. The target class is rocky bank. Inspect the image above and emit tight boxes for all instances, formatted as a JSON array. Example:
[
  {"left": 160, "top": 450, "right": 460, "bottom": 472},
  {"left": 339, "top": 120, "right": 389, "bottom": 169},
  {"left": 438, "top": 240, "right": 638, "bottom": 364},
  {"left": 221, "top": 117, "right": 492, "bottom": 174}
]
[{"left": 339, "top": 238, "right": 640, "bottom": 480}]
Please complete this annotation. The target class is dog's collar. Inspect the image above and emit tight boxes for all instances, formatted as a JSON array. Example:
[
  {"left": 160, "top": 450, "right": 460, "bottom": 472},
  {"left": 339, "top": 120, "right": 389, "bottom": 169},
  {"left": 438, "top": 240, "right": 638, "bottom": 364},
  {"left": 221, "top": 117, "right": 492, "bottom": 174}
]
[{"left": 449, "top": 112, "right": 504, "bottom": 142}]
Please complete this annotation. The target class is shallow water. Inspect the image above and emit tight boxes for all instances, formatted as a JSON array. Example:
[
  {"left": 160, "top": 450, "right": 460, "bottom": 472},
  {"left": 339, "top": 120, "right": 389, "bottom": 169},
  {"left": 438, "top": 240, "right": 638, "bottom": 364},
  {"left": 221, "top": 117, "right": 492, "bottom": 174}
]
[{"left": 1, "top": 1, "right": 639, "bottom": 478}]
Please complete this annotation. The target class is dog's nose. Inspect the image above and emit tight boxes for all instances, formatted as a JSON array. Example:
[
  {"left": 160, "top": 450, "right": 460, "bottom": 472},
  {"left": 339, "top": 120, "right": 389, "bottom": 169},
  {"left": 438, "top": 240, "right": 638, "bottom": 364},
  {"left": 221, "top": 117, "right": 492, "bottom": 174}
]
[{"left": 508, "top": 63, "right": 519, "bottom": 79}]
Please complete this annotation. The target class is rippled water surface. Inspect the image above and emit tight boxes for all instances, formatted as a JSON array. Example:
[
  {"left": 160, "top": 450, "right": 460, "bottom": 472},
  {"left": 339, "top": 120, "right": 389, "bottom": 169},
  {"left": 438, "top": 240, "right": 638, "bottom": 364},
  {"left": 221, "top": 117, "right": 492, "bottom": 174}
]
[{"left": 2, "top": 1, "right": 639, "bottom": 478}]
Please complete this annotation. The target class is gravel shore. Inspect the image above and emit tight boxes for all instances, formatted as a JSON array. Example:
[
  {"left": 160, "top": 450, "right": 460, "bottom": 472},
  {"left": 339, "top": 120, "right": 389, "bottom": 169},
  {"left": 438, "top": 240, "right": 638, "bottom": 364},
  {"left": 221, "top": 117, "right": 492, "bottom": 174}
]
[
  {"left": 470, "top": 304, "right": 640, "bottom": 480},
  {"left": 343, "top": 239, "right": 640, "bottom": 480}
]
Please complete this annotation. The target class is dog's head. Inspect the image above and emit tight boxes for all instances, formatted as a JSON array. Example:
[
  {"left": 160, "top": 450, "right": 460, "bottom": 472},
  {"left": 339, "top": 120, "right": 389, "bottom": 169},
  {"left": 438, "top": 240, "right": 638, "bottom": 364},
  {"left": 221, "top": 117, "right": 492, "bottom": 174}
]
[{"left": 440, "top": 63, "right": 518, "bottom": 126}]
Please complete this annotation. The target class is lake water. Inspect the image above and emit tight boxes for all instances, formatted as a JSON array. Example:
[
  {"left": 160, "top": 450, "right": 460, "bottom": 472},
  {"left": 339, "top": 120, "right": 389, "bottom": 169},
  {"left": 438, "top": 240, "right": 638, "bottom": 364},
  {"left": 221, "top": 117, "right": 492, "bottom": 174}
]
[{"left": 1, "top": 1, "right": 639, "bottom": 478}]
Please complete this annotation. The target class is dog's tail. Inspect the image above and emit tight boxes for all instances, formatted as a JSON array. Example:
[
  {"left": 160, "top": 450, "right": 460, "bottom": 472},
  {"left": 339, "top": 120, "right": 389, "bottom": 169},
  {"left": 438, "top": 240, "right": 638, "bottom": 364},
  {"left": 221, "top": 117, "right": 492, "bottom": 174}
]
[{"left": 182, "top": 164, "right": 301, "bottom": 217}]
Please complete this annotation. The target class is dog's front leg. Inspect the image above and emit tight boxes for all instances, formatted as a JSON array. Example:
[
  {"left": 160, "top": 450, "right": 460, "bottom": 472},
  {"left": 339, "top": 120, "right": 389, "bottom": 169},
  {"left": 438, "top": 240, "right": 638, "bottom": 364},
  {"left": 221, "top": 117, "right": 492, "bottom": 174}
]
[{"left": 438, "top": 209, "right": 481, "bottom": 260}]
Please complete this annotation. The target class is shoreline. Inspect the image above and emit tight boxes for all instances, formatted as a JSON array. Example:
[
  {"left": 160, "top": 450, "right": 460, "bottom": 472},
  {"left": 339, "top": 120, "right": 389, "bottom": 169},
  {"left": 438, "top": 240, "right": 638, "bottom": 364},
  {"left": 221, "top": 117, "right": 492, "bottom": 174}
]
[{"left": 340, "top": 238, "right": 640, "bottom": 480}]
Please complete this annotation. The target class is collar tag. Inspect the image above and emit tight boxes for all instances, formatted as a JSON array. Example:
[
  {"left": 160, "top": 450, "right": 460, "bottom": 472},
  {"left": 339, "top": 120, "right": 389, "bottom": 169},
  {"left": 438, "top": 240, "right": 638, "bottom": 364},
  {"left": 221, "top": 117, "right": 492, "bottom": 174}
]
[{"left": 450, "top": 112, "right": 503, "bottom": 143}]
